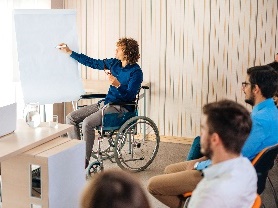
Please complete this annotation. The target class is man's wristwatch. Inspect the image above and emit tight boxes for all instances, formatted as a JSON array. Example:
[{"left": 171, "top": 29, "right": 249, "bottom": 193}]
[{"left": 193, "top": 162, "right": 199, "bottom": 170}]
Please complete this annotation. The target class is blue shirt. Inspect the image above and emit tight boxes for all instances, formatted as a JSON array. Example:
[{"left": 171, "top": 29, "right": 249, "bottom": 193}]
[
  {"left": 196, "top": 98, "right": 278, "bottom": 170},
  {"left": 70, "top": 52, "right": 143, "bottom": 111}
]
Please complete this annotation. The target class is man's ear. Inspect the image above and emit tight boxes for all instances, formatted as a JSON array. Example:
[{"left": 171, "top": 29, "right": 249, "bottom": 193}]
[
  {"left": 252, "top": 84, "right": 261, "bottom": 94},
  {"left": 210, "top": 133, "right": 221, "bottom": 146}
]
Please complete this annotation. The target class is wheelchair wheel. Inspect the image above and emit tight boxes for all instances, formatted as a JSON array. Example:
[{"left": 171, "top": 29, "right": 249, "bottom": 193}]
[
  {"left": 114, "top": 116, "right": 160, "bottom": 172},
  {"left": 86, "top": 161, "right": 102, "bottom": 178},
  {"left": 91, "top": 131, "right": 116, "bottom": 160}
]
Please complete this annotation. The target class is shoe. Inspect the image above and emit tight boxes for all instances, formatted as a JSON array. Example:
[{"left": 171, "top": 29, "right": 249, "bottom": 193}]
[{"left": 85, "top": 159, "right": 89, "bottom": 169}]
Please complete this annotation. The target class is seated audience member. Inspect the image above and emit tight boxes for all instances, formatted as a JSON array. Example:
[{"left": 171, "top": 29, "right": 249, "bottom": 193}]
[
  {"left": 188, "top": 53, "right": 278, "bottom": 160},
  {"left": 147, "top": 65, "right": 278, "bottom": 208},
  {"left": 188, "top": 100, "right": 257, "bottom": 207},
  {"left": 80, "top": 169, "right": 151, "bottom": 208}
]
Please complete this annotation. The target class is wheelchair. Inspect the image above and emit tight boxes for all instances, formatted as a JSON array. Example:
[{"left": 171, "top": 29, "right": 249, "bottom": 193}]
[{"left": 76, "top": 86, "right": 160, "bottom": 177}]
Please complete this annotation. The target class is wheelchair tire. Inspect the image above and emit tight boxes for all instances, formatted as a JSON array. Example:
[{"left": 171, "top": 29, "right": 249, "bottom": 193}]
[
  {"left": 114, "top": 116, "right": 160, "bottom": 172},
  {"left": 86, "top": 161, "right": 103, "bottom": 178}
]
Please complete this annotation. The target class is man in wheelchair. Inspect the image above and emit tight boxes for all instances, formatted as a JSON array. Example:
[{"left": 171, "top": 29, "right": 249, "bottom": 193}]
[{"left": 58, "top": 38, "right": 143, "bottom": 168}]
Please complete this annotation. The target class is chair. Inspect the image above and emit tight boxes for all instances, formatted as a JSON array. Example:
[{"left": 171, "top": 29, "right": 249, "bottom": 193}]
[
  {"left": 183, "top": 192, "right": 192, "bottom": 208},
  {"left": 76, "top": 86, "right": 160, "bottom": 177},
  {"left": 251, "top": 144, "right": 278, "bottom": 207},
  {"left": 252, "top": 194, "right": 262, "bottom": 208},
  {"left": 183, "top": 192, "right": 261, "bottom": 208}
]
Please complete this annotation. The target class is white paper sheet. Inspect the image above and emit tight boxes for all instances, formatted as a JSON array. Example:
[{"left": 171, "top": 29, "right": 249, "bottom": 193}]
[{"left": 13, "top": 9, "right": 84, "bottom": 104}]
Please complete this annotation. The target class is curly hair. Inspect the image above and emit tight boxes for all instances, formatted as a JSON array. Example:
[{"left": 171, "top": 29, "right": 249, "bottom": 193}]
[{"left": 117, "top": 38, "right": 140, "bottom": 64}]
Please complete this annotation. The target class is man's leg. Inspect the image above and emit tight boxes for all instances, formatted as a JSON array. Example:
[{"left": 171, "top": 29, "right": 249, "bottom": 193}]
[
  {"left": 82, "top": 105, "right": 128, "bottom": 160},
  {"left": 165, "top": 157, "right": 207, "bottom": 173},
  {"left": 147, "top": 160, "right": 203, "bottom": 208},
  {"left": 66, "top": 103, "right": 99, "bottom": 140}
]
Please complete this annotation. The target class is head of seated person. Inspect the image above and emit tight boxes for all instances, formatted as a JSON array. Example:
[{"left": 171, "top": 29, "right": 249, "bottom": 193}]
[
  {"left": 80, "top": 169, "right": 151, "bottom": 208},
  {"left": 267, "top": 53, "right": 278, "bottom": 107}
]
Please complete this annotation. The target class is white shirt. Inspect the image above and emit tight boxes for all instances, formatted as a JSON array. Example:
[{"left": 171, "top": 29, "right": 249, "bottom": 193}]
[{"left": 188, "top": 156, "right": 257, "bottom": 208}]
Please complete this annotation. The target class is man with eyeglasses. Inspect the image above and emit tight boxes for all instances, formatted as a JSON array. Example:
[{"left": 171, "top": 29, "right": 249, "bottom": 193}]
[
  {"left": 240, "top": 65, "right": 278, "bottom": 159},
  {"left": 147, "top": 65, "right": 278, "bottom": 208}
]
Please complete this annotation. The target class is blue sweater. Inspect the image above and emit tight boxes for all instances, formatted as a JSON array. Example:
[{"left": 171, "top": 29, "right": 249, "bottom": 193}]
[
  {"left": 70, "top": 51, "right": 143, "bottom": 111},
  {"left": 196, "top": 98, "right": 278, "bottom": 170}
]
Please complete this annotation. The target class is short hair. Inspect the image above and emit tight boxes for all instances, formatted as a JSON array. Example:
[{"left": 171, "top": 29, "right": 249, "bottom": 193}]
[
  {"left": 247, "top": 65, "right": 278, "bottom": 98},
  {"left": 267, "top": 61, "right": 278, "bottom": 106},
  {"left": 80, "top": 169, "right": 150, "bottom": 208},
  {"left": 203, "top": 100, "right": 252, "bottom": 154},
  {"left": 267, "top": 61, "right": 278, "bottom": 71},
  {"left": 117, "top": 37, "right": 140, "bottom": 64}
]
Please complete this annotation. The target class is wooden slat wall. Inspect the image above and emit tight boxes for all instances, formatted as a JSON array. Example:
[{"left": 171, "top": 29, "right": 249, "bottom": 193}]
[{"left": 64, "top": 0, "right": 278, "bottom": 137}]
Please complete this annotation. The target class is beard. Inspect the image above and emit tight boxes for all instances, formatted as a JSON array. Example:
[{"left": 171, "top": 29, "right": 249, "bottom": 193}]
[
  {"left": 200, "top": 138, "right": 213, "bottom": 159},
  {"left": 245, "top": 92, "right": 255, "bottom": 106}
]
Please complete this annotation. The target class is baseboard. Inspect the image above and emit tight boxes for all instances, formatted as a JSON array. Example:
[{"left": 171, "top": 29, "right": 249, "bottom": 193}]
[{"left": 160, "top": 136, "right": 193, "bottom": 145}]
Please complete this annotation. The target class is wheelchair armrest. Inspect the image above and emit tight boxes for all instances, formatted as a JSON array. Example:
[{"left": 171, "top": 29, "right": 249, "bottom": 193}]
[
  {"left": 80, "top": 93, "right": 107, "bottom": 99},
  {"left": 108, "top": 101, "right": 136, "bottom": 106}
]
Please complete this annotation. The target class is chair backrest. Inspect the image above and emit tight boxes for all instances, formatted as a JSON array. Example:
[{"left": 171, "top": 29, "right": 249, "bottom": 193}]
[
  {"left": 134, "top": 86, "right": 144, "bottom": 108},
  {"left": 251, "top": 144, "right": 278, "bottom": 194},
  {"left": 101, "top": 86, "right": 143, "bottom": 130}
]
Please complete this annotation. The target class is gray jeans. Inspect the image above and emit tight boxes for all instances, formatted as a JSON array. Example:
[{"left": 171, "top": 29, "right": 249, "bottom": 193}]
[{"left": 66, "top": 102, "right": 128, "bottom": 159}]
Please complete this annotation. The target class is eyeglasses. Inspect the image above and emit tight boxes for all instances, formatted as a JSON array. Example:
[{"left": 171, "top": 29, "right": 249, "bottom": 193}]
[{"left": 242, "top": 82, "right": 252, "bottom": 88}]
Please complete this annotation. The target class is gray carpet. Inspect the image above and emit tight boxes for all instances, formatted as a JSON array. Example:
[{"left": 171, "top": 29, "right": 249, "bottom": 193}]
[{"left": 101, "top": 142, "right": 278, "bottom": 208}]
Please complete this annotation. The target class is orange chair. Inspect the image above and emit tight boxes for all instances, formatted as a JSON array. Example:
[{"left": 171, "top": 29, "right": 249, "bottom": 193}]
[
  {"left": 182, "top": 192, "right": 192, "bottom": 208},
  {"left": 183, "top": 193, "right": 261, "bottom": 208},
  {"left": 251, "top": 144, "right": 278, "bottom": 207},
  {"left": 252, "top": 194, "right": 262, "bottom": 208}
]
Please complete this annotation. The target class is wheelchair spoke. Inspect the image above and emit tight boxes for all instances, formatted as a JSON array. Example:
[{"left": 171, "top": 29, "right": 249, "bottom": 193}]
[
  {"left": 91, "top": 131, "right": 117, "bottom": 160},
  {"left": 114, "top": 116, "right": 160, "bottom": 172},
  {"left": 86, "top": 161, "right": 103, "bottom": 178}
]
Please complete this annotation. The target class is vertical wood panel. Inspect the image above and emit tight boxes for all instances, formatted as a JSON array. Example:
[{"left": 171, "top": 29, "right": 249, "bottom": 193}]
[
  {"left": 141, "top": 0, "right": 156, "bottom": 128},
  {"left": 255, "top": 0, "right": 278, "bottom": 65},
  {"left": 65, "top": 0, "right": 278, "bottom": 137}
]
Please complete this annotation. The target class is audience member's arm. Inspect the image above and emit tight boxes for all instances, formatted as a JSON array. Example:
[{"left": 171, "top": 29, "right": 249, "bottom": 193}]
[
  {"left": 195, "top": 159, "right": 211, "bottom": 171},
  {"left": 241, "top": 118, "right": 265, "bottom": 160}
]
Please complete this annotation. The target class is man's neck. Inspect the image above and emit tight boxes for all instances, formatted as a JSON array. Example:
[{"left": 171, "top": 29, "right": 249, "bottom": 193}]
[
  {"left": 211, "top": 151, "right": 240, "bottom": 165},
  {"left": 121, "top": 60, "right": 128, "bottom": 67},
  {"left": 254, "top": 96, "right": 266, "bottom": 106}
]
